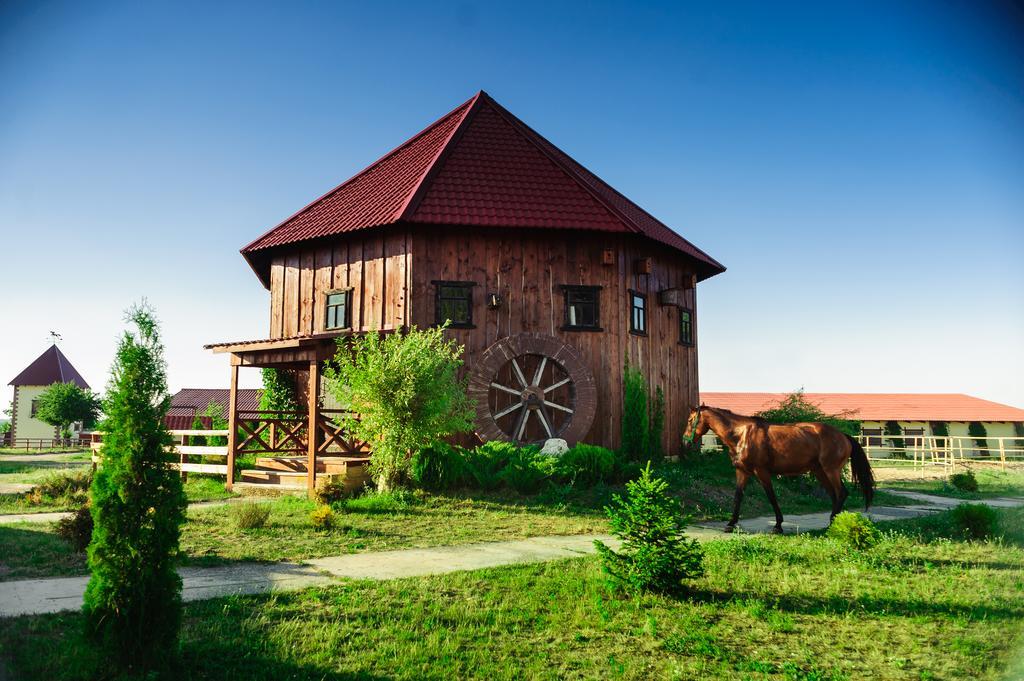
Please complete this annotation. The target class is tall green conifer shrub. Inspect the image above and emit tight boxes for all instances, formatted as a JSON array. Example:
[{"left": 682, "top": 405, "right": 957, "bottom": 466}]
[
  {"left": 83, "top": 305, "right": 186, "bottom": 673},
  {"left": 649, "top": 386, "right": 666, "bottom": 462},
  {"left": 620, "top": 361, "right": 649, "bottom": 461}
]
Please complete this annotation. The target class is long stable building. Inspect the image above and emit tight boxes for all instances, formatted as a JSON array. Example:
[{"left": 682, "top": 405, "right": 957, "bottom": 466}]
[{"left": 208, "top": 90, "right": 724, "bottom": 492}]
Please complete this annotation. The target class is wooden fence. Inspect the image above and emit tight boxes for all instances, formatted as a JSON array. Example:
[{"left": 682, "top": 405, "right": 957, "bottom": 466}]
[
  {"left": 91, "top": 430, "right": 230, "bottom": 477},
  {"left": 1, "top": 437, "right": 92, "bottom": 451}
]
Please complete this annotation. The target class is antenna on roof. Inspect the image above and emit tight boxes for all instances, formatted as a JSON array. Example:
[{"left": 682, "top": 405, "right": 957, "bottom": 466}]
[{"left": 48, "top": 331, "right": 62, "bottom": 345}]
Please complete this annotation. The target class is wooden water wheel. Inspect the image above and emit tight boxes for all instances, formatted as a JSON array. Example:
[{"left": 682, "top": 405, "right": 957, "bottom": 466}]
[{"left": 468, "top": 334, "right": 597, "bottom": 445}]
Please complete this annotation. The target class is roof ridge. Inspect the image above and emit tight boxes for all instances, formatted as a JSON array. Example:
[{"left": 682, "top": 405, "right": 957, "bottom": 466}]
[
  {"left": 240, "top": 93, "right": 479, "bottom": 255},
  {"left": 396, "top": 91, "right": 483, "bottom": 221},
  {"left": 478, "top": 93, "right": 725, "bottom": 271}
]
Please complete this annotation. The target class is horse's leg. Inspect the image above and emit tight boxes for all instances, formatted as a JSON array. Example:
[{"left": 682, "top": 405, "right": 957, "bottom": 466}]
[
  {"left": 825, "top": 466, "right": 849, "bottom": 517},
  {"left": 724, "top": 469, "right": 749, "bottom": 533},
  {"left": 754, "top": 469, "right": 785, "bottom": 534},
  {"left": 812, "top": 466, "right": 840, "bottom": 522}
]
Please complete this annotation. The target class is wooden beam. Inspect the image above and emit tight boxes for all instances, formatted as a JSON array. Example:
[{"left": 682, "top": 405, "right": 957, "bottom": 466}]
[
  {"left": 307, "top": 359, "right": 320, "bottom": 498},
  {"left": 226, "top": 364, "right": 239, "bottom": 491}
]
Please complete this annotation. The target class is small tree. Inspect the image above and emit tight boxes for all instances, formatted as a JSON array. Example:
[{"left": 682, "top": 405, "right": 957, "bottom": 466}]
[
  {"left": 968, "top": 421, "right": 988, "bottom": 454},
  {"left": 755, "top": 389, "right": 860, "bottom": 436},
  {"left": 260, "top": 367, "right": 299, "bottom": 415},
  {"left": 648, "top": 385, "right": 665, "bottom": 462},
  {"left": 83, "top": 305, "right": 187, "bottom": 674},
  {"left": 324, "top": 326, "right": 474, "bottom": 491},
  {"left": 35, "top": 382, "right": 101, "bottom": 438},
  {"left": 620, "top": 361, "right": 649, "bottom": 461},
  {"left": 594, "top": 464, "right": 704, "bottom": 596}
]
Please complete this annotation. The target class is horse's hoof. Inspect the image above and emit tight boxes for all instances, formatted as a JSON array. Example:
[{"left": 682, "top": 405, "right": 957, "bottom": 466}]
[
  {"left": 770, "top": 525, "right": 784, "bottom": 535},
  {"left": 723, "top": 524, "right": 736, "bottom": 534}
]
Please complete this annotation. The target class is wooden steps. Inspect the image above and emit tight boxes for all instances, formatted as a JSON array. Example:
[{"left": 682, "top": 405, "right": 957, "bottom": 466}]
[{"left": 237, "top": 455, "right": 372, "bottom": 495}]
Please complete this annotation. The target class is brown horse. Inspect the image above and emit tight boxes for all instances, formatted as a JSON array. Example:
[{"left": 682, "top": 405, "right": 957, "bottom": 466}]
[{"left": 683, "top": 405, "right": 875, "bottom": 534}]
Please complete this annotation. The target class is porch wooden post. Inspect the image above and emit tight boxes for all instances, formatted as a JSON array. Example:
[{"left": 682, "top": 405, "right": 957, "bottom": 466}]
[
  {"left": 307, "top": 359, "right": 320, "bottom": 497},
  {"left": 226, "top": 362, "right": 239, "bottom": 491}
]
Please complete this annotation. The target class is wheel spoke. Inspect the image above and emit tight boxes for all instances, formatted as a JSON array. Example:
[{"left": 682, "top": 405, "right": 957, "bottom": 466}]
[
  {"left": 493, "top": 402, "right": 524, "bottom": 419},
  {"left": 510, "top": 358, "right": 528, "bottom": 388},
  {"left": 544, "top": 400, "right": 574, "bottom": 414},
  {"left": 536, "top": 408, "right": 554, "bottom": 438},
  {"left": 531, "top": 356, "right": 548, "bottom": 387},
  {"left": 490, "top": 382, "right": 521, "bottom": 397},
  {"left": 543, "top": 377, "right": 572, "bottom": 394},
  {"left": 515, "top": 410, "right": 531, "bottom": 441}
]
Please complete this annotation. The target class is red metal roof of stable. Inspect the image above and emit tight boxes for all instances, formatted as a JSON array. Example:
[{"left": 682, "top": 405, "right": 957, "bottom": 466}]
[
  {"left": 168, "top": 388, "right": 263, "bottom": 417},
  {"left": 242, "top": 91, "right": 724, "bottom": 287},
  {"left": 699, "top": 392, "right": 1024, "bottom": 422},
  {"left": 8, "top": 345, "right": 90, "bottom": 389}
]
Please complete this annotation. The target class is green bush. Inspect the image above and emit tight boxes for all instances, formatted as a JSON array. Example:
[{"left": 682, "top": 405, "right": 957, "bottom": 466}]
[
  {"left": 83, "top": 305, "right": 187, "bottom": 674},
  {"left": 410, "top": 443, "right": 468, "bottom": 491},
  {"left": 56, "top": 505, "right": 93, "bottom": 553},
  {"left": 557, "top": 443, "right": 615, "bottom": 487},
  {"left": 949, "top": 470, "right": 979, "bottom": 493},
  {"left": 826, "top": 512, "right": 881, "bottom": 550},
  {"left": 620, "top": 362, "right": 649, "bottom": 461},
  {"left": 232, "top": 502, "right": 271, "bottom": 530},
  {"left": 311, "top": 504, "right": 335, "bottom": 531},
  {"left": 968, "top": 421, "right": 988, "bottom": 452},
  {"left": 464, "top": 441, "right": 518, "bottom": 491},
  {"left": 500, "top": 448, "right": 555, "bottom": 495},
  {"left": 313, "top": 474, "right": 349, "bottom": 505},
  {"left": 594, "top": 464, "right": 704, "bottom": 596},
  {"left": 755, "top": 390, "right": 860, "bottom": 437},
  {"left": 951, "top": 503, "right": 997, "bottom": 540},
  {"left": 37, "top": 469, "right": 92, "bottom": 500},
  {"left": 324, "top": 325, "right": 475, "bottom": 491},
  {"left": 649, "top": 386, "right": 666, "bottom": 462}
]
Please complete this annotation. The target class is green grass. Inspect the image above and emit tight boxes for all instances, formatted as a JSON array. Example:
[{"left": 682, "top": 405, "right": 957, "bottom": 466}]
[
  {"left": 881, "top": 468, "right": 1024, "bottom": 500},
  {"left": 2, "top": 509, "right": 1023, "bottom": 679},
  {"left": 0, "top": 447, "right": 89, "bottom": 455}
]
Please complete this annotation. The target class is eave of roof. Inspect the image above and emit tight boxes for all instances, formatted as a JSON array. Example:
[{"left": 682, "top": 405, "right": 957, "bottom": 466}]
[{"left": 8, "top": 345, "right": 90, "bottom": 389}]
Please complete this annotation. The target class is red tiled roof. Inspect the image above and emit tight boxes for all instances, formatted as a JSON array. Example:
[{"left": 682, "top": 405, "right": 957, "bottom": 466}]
[
  {"left": 699, "top": 392, "right": 1024, "bottom": 422},
  {"left": 8, "top": 345, "right": 89, "bottom": 389},
  {"left": 169, "top": 388, "right": 263, "bottom": 417},
  {"left": 242, "top": 91, "right": 724, "bottom": 286}
]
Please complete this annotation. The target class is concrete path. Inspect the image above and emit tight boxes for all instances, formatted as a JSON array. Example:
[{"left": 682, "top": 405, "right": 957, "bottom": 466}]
[
  {"left": 0, "top": 497, "right": 264, "bottom": 525},
  {"left": 0, "top": 452, "right": 89, "bottom": 464},
  {"left": 2, "top": 492, "right": 1023, "bottom": 619}
]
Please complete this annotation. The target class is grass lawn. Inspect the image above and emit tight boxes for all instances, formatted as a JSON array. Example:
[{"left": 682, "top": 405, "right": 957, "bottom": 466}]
[
  {"left": 881, "top": 468, "right": 1024, "bottom": 500},
  {"left": 0, "top": 460, "right": 88, "bottom": 486},
  {"left": 2, "top": 507, "right": 1022, "bottom": 680}
]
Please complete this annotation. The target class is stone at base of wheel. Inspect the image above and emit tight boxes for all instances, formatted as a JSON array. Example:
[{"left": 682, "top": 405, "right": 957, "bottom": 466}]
[{"left": 467, "top": 333, "right": 597, "bottom": 446}]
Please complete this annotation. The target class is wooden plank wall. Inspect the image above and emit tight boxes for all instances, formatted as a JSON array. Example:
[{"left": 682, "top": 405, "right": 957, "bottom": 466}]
[
  {"left": 267, "top": 229, "right": 412, "bottom": 339},
  {"left": 410, "top": 227, "right": 700, "bottom": 454}
]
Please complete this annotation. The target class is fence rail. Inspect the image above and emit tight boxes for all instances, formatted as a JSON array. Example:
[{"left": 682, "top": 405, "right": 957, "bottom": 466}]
[
  {"left": 700, "top": 433, "right": 1024, "bottom": 472},
  {"left": 90, "top": 430, "right": 231, "bottom": 477},
  {"left": 0, "top": 437, "right": 91, "bottom": 451}
]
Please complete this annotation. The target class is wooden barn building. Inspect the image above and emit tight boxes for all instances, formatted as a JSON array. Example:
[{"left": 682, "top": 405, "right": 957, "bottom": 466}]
[{"left": 208, "top": 91, "right": 724, "bottom": 491}]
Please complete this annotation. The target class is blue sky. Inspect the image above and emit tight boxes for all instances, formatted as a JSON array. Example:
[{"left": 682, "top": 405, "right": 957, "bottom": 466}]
[{"left": 1, "top": 0, "right": 1022, "bottom": 409}]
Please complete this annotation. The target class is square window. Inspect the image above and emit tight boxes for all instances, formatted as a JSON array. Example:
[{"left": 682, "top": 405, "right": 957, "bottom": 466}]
[
  {"left": 434, "top": 281, "right": 475, "bottom": 327},
  {"left": 325, "top": 290, "right": 352, "bottom": 330},
  {"left": 679, "top": 308, "right": 694, "bottom": 346},
  {"left": 630, "top": 291, "right": 647, "bottom": 335},
  {"left": 561, "top": 286, "right": 602, "bottom": 331}
]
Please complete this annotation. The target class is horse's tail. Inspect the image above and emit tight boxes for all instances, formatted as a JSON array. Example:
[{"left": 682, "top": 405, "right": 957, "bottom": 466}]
[{"left": 845, "top": 434, "right": 875, "bottom": 509}]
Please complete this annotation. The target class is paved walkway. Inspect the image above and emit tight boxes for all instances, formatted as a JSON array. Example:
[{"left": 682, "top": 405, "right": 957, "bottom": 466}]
[
  {"left": 2, "top": 491, "right": 1022, "bottom": 618},
  {"left": 0, "top": 497, "right": 268, "bottom": 525}
]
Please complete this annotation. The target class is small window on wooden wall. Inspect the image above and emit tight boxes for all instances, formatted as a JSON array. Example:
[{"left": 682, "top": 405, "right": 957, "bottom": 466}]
[
  {"left": 679, "top": 308, "right": 694, "bottom": 346},
  {"left": 629, "top": 291, "right": 647, "bottom": 336},
  {"left": 561, "top": 285, "right": 602, "bottom": 331},
  {"left": 324, "top": 289, "right": 352, "bottom": 330},
  {"left": 434, "top": 281, "right": 475, "bottom": 328}
]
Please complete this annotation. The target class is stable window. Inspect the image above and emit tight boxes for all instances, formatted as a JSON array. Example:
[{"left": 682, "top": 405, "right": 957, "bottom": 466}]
[
  {"left": 30, "top": 400, "right": 39, "bottom": 417},
  {"left": 324, "top": 290, "right": 352, "bottom": 330},
  {"left": 434, "top": 281, "right": 475, "bottom": 328},
  {"left": 679, "top": 308, "right": 694, "bottom": 346},
  {"left": 629, "top": 291, "right": 647, "bottom": 335},
  {"left": 561, "top": 285, "right": 602, "bottom": 331}
]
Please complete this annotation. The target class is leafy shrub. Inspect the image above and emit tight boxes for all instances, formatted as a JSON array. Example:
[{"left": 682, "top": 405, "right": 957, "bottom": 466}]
[
  {"left": 826, "top": 512, "right": 881, "bottom": 550},
  {"left": 612, "top": 457, "right": 643, "bottom": 484},
  {"left": 968, "top": 421, "right": 988, "bottom": 452},
  {"left": 56, "top": 506, "right": 94, "bottom": 552},
  {"left": 755, "top": 390, "right": 860, "bottom": 436},
  {"left": 410, "top": 443, "right": 468, "bottom": 491},
  {"left": 649, "top": 386, "right": 666, "bottom": 462},
  {"left": 311, "top": 505, "right": 335, "bottom": 531},
  {"left": 314, "top": 474, "right": 349, "bottom": 505},
  {"left": 500, "top": 448, "right": 555, "bottom": 495},
  {"left": 464, "top": 441, "right": 518, "bottom": 491},
  {"left": 951, "top": 503, "right": 997, "bottom": 540},
  {"left": 949, "top": 470, "right": 979, "bottom": 493},
  {"left": 594, "top": 464, "right": 704, "bottom": 595},
  {"left": 232, "top": 502, "right": 271, "bottom": 530},
  {"left": 557, "top": 443, "right": 615, "bottom": 487},
  {"left": 345, "top": 489, "right": 417, "bottom": 513},
  {"left": 37, "top": 469, "right": 92, "bottom": 500},
  {"left": 83, "top": 305, "right": 187, "bottom": 674},
  {"left": 324, "top": 325, "right": 475, "bottom": 491}
]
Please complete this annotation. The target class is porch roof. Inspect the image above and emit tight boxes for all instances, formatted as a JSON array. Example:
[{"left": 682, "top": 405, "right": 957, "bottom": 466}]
[{"left": 204, "top": 332, "right": 346, "bottom": 355}]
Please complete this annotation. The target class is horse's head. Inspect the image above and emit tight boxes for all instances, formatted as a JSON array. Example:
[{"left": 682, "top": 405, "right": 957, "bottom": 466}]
[{"left": 682, "top": 405, "right": 709, "bottom": 446}]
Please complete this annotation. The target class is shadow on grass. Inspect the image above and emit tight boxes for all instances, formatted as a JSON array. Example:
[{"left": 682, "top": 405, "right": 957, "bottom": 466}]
[{"left": 0, "top": 524, "right": 85, "bottom": 581}]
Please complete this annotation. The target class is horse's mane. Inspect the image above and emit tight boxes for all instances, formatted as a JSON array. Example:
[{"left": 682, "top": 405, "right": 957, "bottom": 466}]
[{"left": 704, "top": 405, "right": 769, "bottom": 426}]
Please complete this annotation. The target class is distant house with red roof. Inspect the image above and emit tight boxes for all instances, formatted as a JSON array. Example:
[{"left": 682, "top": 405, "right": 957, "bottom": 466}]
[
  {"left": 7, "top": 345, "right": 91, "bottom": 442},
  {"left": 166, "top": 388, "right": 262, "bottom": 430},
  {"left": 700, "top": 392, "right": 1024, "bottom": 447}
]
